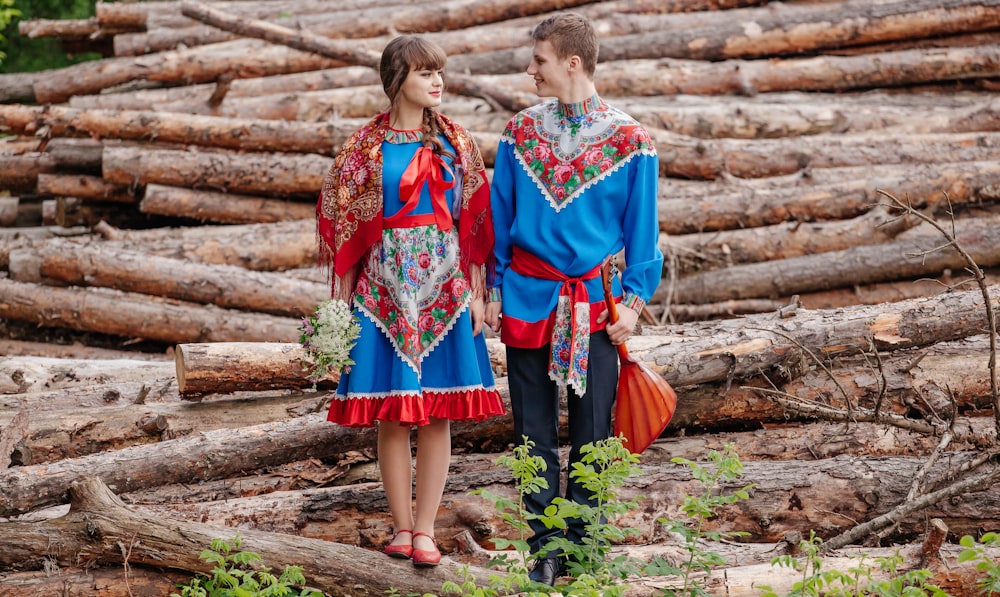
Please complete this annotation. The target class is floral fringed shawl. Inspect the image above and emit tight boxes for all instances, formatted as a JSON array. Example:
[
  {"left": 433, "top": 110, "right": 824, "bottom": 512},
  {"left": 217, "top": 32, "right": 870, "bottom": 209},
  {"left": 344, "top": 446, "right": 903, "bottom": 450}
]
[{"left": 316, "top": 111, "right": 494, "bottom": 299}]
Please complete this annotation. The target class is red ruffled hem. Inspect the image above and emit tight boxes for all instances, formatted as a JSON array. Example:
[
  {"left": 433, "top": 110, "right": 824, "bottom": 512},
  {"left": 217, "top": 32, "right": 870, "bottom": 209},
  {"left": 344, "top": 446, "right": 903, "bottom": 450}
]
[{"left": 327, "top": 388, "right": 506, "bottom": 428}]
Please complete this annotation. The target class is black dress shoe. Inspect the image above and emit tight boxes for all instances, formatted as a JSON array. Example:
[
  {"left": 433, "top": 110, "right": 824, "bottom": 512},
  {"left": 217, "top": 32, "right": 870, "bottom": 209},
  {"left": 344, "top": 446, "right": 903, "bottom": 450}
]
[{"left": 529, "top": 556, "right": 566, "bottom": 586}]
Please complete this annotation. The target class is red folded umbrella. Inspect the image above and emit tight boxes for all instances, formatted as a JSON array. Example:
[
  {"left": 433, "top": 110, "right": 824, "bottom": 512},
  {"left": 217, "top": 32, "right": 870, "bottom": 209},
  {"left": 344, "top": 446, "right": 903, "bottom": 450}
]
[{"left": 601, "top": 261, "right": 677, "bottom": 454}]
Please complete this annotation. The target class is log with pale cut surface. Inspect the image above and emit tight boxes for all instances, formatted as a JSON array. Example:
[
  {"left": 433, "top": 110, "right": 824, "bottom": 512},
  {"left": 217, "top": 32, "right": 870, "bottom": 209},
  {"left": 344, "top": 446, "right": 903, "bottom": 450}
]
[
  {"left": 0, "top": 279, "right": 302, "bottom": 345},
  {"left": 658, "top": 160, "right": 1000, "bottom": 234},
  {"left": 139, "top": 184, "right": 315, "bottom": 224}
]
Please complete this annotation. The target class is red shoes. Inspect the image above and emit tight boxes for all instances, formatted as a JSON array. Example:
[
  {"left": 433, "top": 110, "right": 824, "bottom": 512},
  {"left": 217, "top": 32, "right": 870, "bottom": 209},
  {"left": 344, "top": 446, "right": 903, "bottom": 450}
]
[
  {"left": 384, "top": 529, "right": 413, "bottom": 559},
  {"left": 411, "top": 531, "right": 441, "bottom": 567}
]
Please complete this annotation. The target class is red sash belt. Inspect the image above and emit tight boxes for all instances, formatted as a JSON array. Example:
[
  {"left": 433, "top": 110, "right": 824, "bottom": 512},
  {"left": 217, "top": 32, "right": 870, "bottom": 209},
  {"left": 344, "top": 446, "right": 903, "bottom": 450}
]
[{"left": 510, "top": 246, "right": 600, "bottom": 318}]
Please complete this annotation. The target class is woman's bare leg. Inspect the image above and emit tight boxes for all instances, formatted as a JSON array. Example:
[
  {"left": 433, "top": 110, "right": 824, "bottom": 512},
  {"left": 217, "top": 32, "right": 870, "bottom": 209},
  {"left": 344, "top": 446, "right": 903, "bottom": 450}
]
[
  {"left": 378, "top": 421, "right": 414, "bottom": 546},
  {"left": 413, "top": 417, "right": 450, "bottom": 550}
]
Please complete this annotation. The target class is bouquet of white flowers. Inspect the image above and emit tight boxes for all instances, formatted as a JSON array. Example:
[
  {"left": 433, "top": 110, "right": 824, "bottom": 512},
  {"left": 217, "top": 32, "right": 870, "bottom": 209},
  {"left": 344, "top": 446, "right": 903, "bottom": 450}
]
[{"left": 298, "top": 299, "right": 361, "bottom": 382}]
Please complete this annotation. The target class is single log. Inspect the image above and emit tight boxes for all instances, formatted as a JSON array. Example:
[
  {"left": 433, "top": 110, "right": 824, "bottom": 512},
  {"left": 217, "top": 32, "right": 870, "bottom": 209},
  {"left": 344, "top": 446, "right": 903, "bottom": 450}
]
[
  {"left": 102, "top": 145, "right": 328, "bottom": 198},
  {"left": 0, "top": 153, "right": 56, "bottom": 194},
  {"left": 669, "top": 216, "right": 1000, "bottom": 303},
  {"left": 658, "top": 160, "right": 1000, "bottom": 234},
  {"left": 175, "top": 339, "right": 506, "bottom": 396},
  {"left": 67, "top": 65, "right": 379, "bottom": 111},
  {"left": 30, "top": 240, "right": 329, "bottom": 317},
  {"left": 0, "top": 476, "right": 496, "bottom": 595},
  {"left": 96, "top": 0, "right": 438, "bottom": 30},
  {"left": 0, "top": 390, "right": 326, "bottom": 465},
  {"left": 176, "top": 342, "right": 319, "bottom": 396},
  {"left": 0, "top": 197, "right": 18, "bottom": 227},
  {"left": 653, "top": 129, "right": 1000, "bottom": 180},
  {"left": 0, "top": 104, "right": 360, "bottom": 156},
  {"left": 140, "top": 184, "right": 315, "bottom": 224},
  {"left": 0, "top": 568, "right": 190, "bottom": 597},
  {"left": 1, "top": 355, "right": 174, "bottom": 395},
  {"left": 665, "top": 207, "right": 921, "bottom": 274},
  {"left": 620, "top": 93, "right": 1000, "bottom": 138},
  {"left": 30, "top": 39, "right": 346, "bottom": 105},
  {"left": 36, "top": 173, "right": 134, "bottom": 203},
  {"left": 0, "top": 225, "right": 89, "bottom": 268},
  {"left": 0, "top": 279, "right": 301, "bottom": 344},
  {"left": 88, "top": 219, "right": 316, "bottom": 271},
  {"left": 642, "top": 283, "right": 1000, "bottom": 388},
  {"left": 455, "top": 0, "right": 1000, "bottom": 74},
  {"left": 796, "top": 268, "right": 1000, "bottom": 311}
]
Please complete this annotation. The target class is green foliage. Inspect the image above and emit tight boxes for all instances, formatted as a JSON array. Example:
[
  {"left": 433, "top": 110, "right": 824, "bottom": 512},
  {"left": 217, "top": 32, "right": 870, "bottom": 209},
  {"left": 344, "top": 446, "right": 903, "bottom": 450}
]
[
  {"left": 0, "top": 0, "right": 19, "bottom": 64},
  {"left": 645, "top": 442, "right": 753, "bottom": 597},
  {"left": 470, "top": 435, "right": 647, "bottom": 596},
  {"left": 959, "top": 532, "right": 1000, "bottom": 596},
  {"left": 760, "top": 532, "right": 949, "bottom": 597},
  {"left": 1, "top": 0, "right": 99, "bottom": 73},
  {"left": 170, "top": 534, "right": 324, "bottom": 597}
]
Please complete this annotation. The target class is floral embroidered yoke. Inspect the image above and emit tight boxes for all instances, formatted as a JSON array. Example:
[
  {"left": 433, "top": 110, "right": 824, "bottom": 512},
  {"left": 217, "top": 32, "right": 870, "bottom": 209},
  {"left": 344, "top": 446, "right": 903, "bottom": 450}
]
[{"left": 504, "top": 95, "right": 654, "bottom": 212}]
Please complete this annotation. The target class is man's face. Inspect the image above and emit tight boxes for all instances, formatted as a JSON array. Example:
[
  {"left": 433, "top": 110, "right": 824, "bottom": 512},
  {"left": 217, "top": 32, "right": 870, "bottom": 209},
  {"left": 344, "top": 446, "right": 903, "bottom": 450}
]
[{"left": 526, "top": 39, "right": 570, "bottom": 99}]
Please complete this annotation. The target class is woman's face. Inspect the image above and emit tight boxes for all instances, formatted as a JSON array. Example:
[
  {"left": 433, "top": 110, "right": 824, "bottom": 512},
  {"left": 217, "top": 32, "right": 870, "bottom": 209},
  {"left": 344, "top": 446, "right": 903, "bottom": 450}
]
[{"left": 397, "top": 65, "right": 444, "bottom": 114}]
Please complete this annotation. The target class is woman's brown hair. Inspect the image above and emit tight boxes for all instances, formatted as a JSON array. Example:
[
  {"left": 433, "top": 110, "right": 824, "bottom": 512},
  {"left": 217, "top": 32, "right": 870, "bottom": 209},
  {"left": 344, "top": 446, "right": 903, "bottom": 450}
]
[{"left": 380, "top": 35, "right": 454, "bottom": 161}]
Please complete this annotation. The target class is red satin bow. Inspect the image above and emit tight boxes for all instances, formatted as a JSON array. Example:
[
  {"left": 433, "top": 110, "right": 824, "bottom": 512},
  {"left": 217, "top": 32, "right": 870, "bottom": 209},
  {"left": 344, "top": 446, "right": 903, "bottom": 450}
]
[{"left": 396, "top": 146, "right": 455, "bottom": 231}]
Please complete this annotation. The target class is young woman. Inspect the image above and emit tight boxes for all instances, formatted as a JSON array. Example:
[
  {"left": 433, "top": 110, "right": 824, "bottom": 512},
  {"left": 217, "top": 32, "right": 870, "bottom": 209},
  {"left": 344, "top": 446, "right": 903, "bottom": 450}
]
[{"left": 316, "top": 36, "right": 505, "bottom": 567}]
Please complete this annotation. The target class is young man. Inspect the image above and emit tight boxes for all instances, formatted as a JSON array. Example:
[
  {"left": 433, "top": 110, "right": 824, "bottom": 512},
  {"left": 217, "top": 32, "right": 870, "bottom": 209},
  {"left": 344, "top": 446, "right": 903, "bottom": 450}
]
[{"left": 484, "top": 12, "right": 664, "bottom": 586}]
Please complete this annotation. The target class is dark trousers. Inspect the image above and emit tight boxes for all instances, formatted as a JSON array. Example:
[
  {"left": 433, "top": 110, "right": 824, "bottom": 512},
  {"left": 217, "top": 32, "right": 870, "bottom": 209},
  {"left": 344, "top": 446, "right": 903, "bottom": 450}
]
[{"left": 506, "top": 331, "right": 618, "bottom": 554}]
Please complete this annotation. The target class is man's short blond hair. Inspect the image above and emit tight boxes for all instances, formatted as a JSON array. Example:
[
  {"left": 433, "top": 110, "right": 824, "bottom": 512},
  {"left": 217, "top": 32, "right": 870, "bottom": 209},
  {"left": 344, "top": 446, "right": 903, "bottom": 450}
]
[{"left": 531, "top": 12, "right": 599, "bottom": 78}]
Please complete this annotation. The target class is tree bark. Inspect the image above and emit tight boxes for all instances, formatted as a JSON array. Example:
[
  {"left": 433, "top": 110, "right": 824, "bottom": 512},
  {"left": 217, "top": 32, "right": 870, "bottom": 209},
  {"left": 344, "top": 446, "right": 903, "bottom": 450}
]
[
  {"left": 658, "top": 160, "right": 1000, "bottom": 234},
  {"left": 454, "top": 0, "right": 1000, "bottom": 74},
  {"left": 670, "top": 216, "right": 1000, "bottom": 303},
  {"left": 0, "top": 476, "right": 496, "bottom": 595},
  {"left": 36, "top": 172, "right": 134, "bottom": 202},
  {"left": 176, "top": 342, "right": 322, "bottom": 396},
  {"left": 0, "top": 104, "right": 360, "bottom": 156},
  {"left": 620, "top": 93, "right": 1000, "bottom": 139},
  {"left": 139, "top": 183, "right": 315, "bottom": 224},
  {"left": 30, "top": 40, "right": 345, "bottom": 105},
  {"left": 102, "top": 145, "right": 329, "bottom": 198},
  {"left": 553, "top": 46, "right": 1000, "bottom": 97},
  {"left": 90, "top": 218, "right": 317, "bottom": 271},
  {"left": 0, "top": 279, "right": 301, "bottom": 344},
  {"left": 0, "top": 390, "right": 326, "bottom": 465},
  {"left": 641, "top": 284, "right": 1000, "bottom": 388},
  {"left": 654, "top": 130, "right": 1000, "bottom": 180},
  {"left": 0, "top": 153, "right": 56, "bottom": 194}
]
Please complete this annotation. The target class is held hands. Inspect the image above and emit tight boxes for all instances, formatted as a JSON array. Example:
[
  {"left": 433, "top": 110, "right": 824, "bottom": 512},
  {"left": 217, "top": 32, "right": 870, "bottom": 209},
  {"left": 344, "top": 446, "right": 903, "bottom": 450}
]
[
  {"left": 597, "top": 304, "right": 639, "bottom": 345},
  {"left": 484, "top": 301, "right": 502, "bottom": 334}
]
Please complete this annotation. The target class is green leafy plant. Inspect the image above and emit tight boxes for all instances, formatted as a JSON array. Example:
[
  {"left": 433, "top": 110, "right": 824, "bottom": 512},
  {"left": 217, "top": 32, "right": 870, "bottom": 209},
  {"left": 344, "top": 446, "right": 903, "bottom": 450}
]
[
  {"left": 539, "top": 436, "right": 646, "bottom": 594},
  {"left": 761, "top": 533, "right": 949, "bottom": 597},
  {"left": 470, "top": 436, "right": 550, "bottom": 595},
  {"left": 959, "top": 532, "right": 1000, "bottom": 596},
  {"left": 645, "top": 442, "right": 753, "bottom": 597},
  {"left": 471, "top": 435, "right": 647, "bottom": 596},
  {"left": 0, "top": 0, "right": 20, "bottom": 65},
  {"left": 170, "top": 534, "right": 323, "bottom": 597}
]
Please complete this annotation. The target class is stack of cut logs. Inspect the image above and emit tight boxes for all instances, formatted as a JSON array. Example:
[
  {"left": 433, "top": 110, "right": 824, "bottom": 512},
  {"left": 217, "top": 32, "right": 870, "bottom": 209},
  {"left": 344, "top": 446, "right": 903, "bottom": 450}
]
[{"left": 1, "top": 0, "right": 1000, "bottom": 595}]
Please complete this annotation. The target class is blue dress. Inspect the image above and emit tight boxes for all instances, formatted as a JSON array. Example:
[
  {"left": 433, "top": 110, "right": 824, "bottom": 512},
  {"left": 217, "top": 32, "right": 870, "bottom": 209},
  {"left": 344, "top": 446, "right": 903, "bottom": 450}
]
[{"left": 328, "top": 130, "right": 505, "bottom": 427}]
